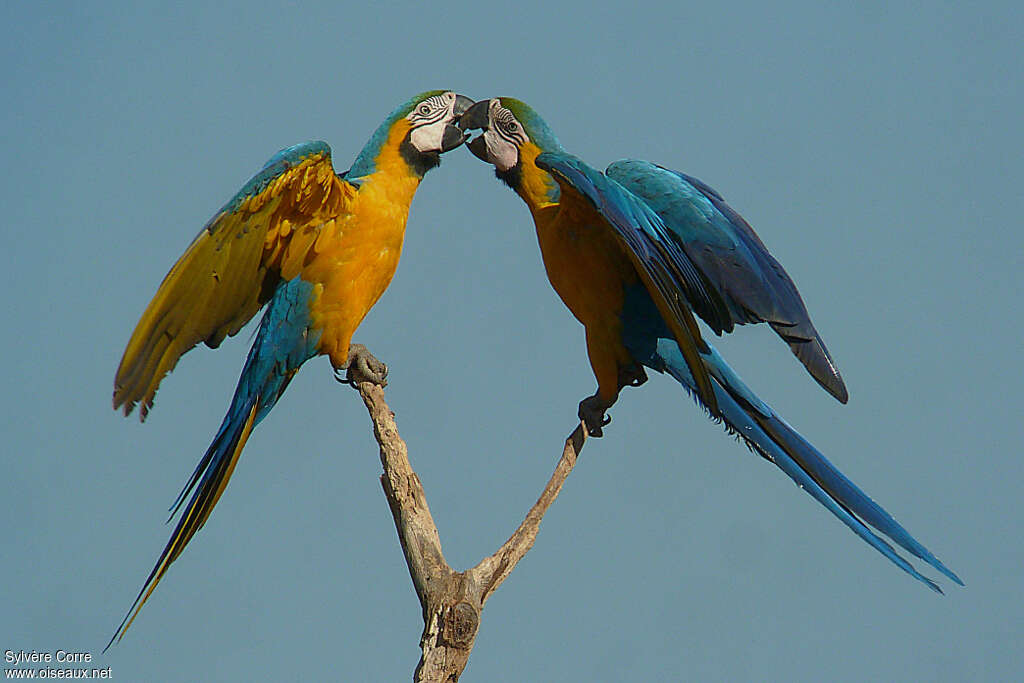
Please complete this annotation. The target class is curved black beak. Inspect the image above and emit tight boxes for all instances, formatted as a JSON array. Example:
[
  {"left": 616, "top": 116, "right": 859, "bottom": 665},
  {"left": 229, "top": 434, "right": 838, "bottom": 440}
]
[
  {"left": 466, "top": 132, "right": 488, "bottom": 161},
  {"left": 440, "top": 124, "right": 467, "bottom": 153},
  {"left": 459, "top": 99, "right": 492, "bottom": 161},
  {"left": 453, "top": 94, "right": 475, "bottom": 117},
  {"left": 458, "top": 99, "right": 492, "bottom": 133},
  {"left": 440, "top": 94, "right": 476, "bottom": 153}
]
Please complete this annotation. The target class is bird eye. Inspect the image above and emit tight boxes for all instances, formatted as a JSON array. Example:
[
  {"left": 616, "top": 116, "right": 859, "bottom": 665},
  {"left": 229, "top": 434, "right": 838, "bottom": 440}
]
[{"left": 418, "top": 104, "right": 431, "bottom": 115}]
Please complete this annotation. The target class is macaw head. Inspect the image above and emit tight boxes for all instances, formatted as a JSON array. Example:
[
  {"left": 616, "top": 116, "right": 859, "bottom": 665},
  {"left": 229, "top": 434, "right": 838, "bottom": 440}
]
[
  {"left": 402, "top": 90, "right": 476, "bottom": 155},
  {"left": 350, "top": 90, "right": 475, "bottom": 179},
  {"left": 459, "top": 97, "right": 564, "bottom": 196}
]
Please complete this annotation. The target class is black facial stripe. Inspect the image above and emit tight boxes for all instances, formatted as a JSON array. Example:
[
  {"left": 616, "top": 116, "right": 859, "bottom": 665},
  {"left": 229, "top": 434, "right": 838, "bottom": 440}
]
[
  {"left": 411, "top": 110, "right": 446, "bottom": 125},
  {"left": 494, "top": 107, "right": 516, "bottom": 126},
  {"left": 491, "top": 103, "right": 527, "bottom": 144},
  {"left": 408, "top": 95, "right": 451, "bottom": 126},
  {"left": 495, "top": 126, "right": 527, "bottom": 146}
]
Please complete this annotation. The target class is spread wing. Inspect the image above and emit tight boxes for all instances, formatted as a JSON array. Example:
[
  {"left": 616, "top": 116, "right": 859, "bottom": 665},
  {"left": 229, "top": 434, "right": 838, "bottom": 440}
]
[
  {"left": 606, "top": 159, "right": 847, "bottom": 403},
  {"left": 114, "top": 141, "right": 355, "bottom": 419},
  {"left": 535, "top": 152, "right": 719, "bottom": 415}
]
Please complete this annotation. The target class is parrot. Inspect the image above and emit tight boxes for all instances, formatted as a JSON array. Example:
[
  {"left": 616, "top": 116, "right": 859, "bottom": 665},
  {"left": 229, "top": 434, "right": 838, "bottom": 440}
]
[
  {"left": 458, "top": 97, "right": 961, "bottom": 592},
  {"left": 106, "top": 90, "right": 475, "bottom": 648}
]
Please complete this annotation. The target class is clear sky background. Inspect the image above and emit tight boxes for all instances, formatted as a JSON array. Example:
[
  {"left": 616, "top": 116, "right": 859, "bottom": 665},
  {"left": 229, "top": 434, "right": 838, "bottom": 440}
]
[{"left": 4, "top": 1, "right": 1022, "bottom": 680}]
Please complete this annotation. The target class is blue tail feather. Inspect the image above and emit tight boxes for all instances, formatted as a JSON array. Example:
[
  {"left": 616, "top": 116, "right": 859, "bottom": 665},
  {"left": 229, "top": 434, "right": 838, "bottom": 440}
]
[
  {"left": 640, "top": 335, "right": 961, "bottom": 591},
  {"left": 106, "top": 278, "right": 321, "bottom": 650},
  {"left": 169, "top": 278, "right": 319, "bottom": 517}
]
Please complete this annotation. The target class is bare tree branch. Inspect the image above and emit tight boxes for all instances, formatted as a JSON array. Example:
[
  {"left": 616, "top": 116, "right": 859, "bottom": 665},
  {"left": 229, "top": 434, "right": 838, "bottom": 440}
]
[
  {"left": 356, "top": 380, "right": 448, "bottom": 612},
  {"left": 353, "top": 380, "right": 587, "bottom": 682},
  {"left": 473, "top": 424, "right": 587, "bottom": 605}
]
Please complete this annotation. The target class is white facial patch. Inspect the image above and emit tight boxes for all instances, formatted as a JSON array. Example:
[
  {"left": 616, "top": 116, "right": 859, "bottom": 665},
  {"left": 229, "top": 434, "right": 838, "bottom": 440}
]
[
  {"left": 485, "top": 100, "right": 529, "bottom": 172},
  {"left": 483, "top": 128, "right": 519, "bottom": 172},
  {"left": 407, "top": 92, "right": 457, "bottom": 153},
  {"left": 409, "top": 123, "right": 446, "bottom": 153}
]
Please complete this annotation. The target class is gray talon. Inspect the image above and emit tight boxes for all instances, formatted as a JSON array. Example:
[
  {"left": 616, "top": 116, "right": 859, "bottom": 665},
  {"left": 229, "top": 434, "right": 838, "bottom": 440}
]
[
  {"left": 340, "top": 343, "right": 388, "bottom": 387},
  {"left": 579, "top": 394, "right": 612, "bottom": 437}
]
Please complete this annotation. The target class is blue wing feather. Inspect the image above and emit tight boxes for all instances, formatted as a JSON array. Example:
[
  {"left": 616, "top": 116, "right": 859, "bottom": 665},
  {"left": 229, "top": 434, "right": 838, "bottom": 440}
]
[
  {"left": 607, "top": 159, "right": 848, "bottom": 403},
  {"left": 538, "top": 153, "right": 722, "bottom": 318},
  {"left": 620, "top": 284, "right": 961, "bottom": 591},
  {"left": 535, "top": 151, "right": 720, "bottom": 414}
]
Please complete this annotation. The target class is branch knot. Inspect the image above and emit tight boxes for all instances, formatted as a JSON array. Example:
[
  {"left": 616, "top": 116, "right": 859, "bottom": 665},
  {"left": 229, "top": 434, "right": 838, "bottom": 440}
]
[{"left": 440, "top": 601, "right": 479, "bottom": 649}]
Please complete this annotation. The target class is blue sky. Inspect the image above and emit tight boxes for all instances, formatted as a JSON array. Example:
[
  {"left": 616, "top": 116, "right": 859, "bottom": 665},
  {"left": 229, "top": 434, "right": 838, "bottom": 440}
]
[{"left": 4, "top": 1, "right": 1022, "bottom": 680}]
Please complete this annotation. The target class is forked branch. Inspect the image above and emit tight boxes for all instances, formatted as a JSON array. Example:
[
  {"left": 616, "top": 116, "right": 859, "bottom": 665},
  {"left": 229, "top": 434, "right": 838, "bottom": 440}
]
[{"left": 354, "top": 381, "right": 587, "bottom": 682}]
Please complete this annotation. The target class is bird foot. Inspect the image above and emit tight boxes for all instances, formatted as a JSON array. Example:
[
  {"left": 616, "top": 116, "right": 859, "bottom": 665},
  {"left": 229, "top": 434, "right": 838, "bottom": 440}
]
[
  {"left": 335, "top": 344, "right": 388, "bottom": 387},
  {"left": 578, "top": 394, "right": 612, "bottom": 437}
]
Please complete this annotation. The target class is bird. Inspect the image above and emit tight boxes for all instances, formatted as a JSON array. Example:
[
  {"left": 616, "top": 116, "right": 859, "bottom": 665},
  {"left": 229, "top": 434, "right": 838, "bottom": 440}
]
[
  {"left": 458, "top": 96, "right": 961, "bottom": 592},
  {"left": 107, "top": 90, "right": 474, "bottom": 648}
]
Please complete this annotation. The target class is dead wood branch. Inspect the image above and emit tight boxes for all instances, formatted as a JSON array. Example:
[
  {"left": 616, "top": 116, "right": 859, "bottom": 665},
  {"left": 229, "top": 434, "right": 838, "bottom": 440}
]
[{"left": 354, "top": 381, "right": 587, "bottom": 682}]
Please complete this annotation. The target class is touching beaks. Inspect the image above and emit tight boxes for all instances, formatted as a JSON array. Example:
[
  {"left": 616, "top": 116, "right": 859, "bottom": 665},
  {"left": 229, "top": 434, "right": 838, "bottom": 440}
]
[
  {"left": 459, "top": 99, "right": 492, "bottom": 133},
  {"left": 440, "top": 94, "right": 476, "bottom": 152},
  {"left": 458, "top": 99, "right": 492, "bottom": 160}
]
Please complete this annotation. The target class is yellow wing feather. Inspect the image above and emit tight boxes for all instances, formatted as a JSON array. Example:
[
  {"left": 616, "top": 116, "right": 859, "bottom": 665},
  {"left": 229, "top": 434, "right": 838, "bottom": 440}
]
[{"left": 113, "top": 151, "right": 356, "bottom": 420}]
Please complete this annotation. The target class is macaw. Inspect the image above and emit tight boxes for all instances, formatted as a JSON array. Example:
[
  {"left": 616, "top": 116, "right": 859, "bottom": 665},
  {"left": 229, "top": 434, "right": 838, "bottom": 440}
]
[
  {"left": 107, "top": 90, "right": 474, "bottom": 648},
  {"left": 459, "top": 97, "right": 961, "bottom": 592}
]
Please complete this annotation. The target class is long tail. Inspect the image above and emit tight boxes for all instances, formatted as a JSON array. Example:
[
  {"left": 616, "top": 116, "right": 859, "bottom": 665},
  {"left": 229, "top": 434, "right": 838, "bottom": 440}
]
[
  {"left": 643, "top": 336, "right": 962, "bottom": 593},
  {"left": 106, "top": 279, "right": 320, "bottom": 650}
]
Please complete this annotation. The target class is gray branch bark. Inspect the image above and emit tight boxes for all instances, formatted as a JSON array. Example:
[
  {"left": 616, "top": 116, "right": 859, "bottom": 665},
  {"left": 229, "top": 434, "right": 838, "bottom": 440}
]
[{"left": 354, "top": 380, "right": 587, "bottom": 682}]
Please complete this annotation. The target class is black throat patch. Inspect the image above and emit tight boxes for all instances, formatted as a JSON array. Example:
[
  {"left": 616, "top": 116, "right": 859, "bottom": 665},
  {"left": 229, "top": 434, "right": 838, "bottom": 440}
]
[
  {"left": 495, "top": 161, "right": 522, "bottom": 191},
  {"left": 399, "top": 134, "right": 441, "bottom": 177}
]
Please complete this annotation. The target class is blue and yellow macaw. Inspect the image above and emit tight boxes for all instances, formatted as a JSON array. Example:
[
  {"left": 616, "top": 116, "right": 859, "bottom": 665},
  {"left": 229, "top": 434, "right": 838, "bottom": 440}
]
[
  {"left": 107, "top": 90, "right": 474, "bottom": 647},
  {"left": 459, "top": 97, "right": 961, "bottom": 592}
]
